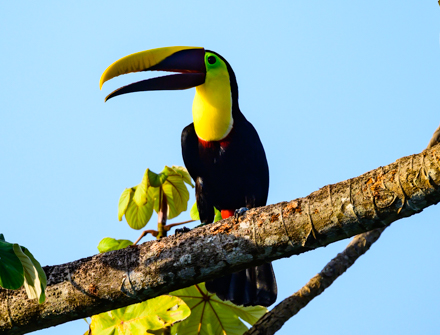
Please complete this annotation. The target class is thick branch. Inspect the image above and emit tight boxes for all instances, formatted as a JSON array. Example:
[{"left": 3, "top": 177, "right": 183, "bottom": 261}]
[
  {"left": 245, "top": 122, "right": 440, "bottom": 334},
  {"left": 1, "top": 145, "right": 440, "bottom": 334},
  {"left": 244, "top": 228, "right": 386, "bottom": 335},
  {"left": 427, "top": 124, "right": 440, "bottom": 149}
]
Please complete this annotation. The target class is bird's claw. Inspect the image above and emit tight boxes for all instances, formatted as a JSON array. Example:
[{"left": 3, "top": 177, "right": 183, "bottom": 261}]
[
  {"left": 174, "top": 227, "right": 191, "bottom": 235},
  {"left": 234, "top": 207, "right": 249, "bottom": 221}
]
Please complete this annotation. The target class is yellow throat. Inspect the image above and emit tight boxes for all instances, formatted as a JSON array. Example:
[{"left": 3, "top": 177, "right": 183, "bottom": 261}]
[{"left": 192, "top": 54, "right": 233, "bottom": 142}]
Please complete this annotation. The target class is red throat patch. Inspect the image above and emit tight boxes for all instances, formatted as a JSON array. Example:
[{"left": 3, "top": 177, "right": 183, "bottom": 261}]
[
  {"left": 198, "top": 138, "right": 214, "bottom": 148},
  {"left": 197, "top": 132, "right": 232, "bottom": 149}
]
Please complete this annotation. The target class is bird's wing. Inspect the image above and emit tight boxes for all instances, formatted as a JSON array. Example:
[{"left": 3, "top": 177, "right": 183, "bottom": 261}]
[{"left": 181, "top": 123, "right": 214, "bottom": 224}]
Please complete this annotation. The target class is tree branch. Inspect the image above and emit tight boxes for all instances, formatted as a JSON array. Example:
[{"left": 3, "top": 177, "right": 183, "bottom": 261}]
[
  {"left": 245, "top": 126, "right": 440, "bottom": 334},
  {"left": 1, "top": 144, "right": 440, "bottom": 334},
  {"left": 244, "top": 227, "right": 386, "bottom": 335},
  {"left": 427, "top": 124, "right": 440, "bottom": 150}
]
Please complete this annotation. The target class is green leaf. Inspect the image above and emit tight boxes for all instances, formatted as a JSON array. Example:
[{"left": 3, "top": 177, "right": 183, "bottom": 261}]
[
  {"left": 148, "top": 168, "right": 168, "bottom": 188},
  {"left": 171, "top": 166, "right": 194, "bottom": 188},
  {"left": 21, "top": 247, "right": 47, "bottom": 304},
  {"left": 190, "top": 203, "right": 223, "bottom": 223},
  {"left": 118, "top": 188, "right": 134, "bottom": 221},
  {"left": 13, "top": 244, "right": 46, "bottom": 303},
  {"left": 90, "top": 295, "right": 191, "bottom": 335},
  {"left": 0, "top": 239, "right": 24, "bottom": 290},
  {"left": 162, "top": 172, "right": 190, "bottom": 220},
  {"left": 125, "top": 196, "right": 154, "bottom": 230},
  {"left": 214, "top": 207, "right": 223, "bottom": 223},
  {"left": 0, "top": 236, "right": 46, "bottom": 303},
  {"left": 97, "top": 238, "right": 133, "bottom": 253},
  {"left": 119, "top": 185, "right": 155, "bottom": 229},
  {"left": 190, "top": 202, "right": 200, "bottom": 221},
  {"left": 133, "top": 171, "right": 150, "bottom": 206},
  {"left": 120, "top": 166, "right": 194, "bottom": 229},
  {"left": 170, "top": 283, "right": 267, "bottom": 335},
  {"left": 149, "top": 186, "right": 161, "bottom": 214}
]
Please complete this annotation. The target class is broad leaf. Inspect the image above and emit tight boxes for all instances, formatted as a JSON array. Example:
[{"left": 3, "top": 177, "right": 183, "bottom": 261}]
[
  {"left": 171, "top": 166, "right": 194, "bottom": 188},
  {"left": 133, "top": 172, "right": 149, "bottom": 206},
  {"left": 190, "top": 203, "right": 223, "bottom": 223},
  {"left": 214, "top": 207, "right": 223, "bottom": 223},
  {"left": 118, "top": 188, "right": 134, "bottom": 221},
  {"left": 148, "top": 168, "right": 168, "bottom": 188},
  {"left": 120, "top": 166, "right": 193, "bottom": 229},
  {"left": 13, "top": 245, "right": 47, "bottom": 303},
  {"left": 148, "top": 186, "right": 161, "bottom": 214},
  {"left": 125, "top": 196, "right": 154, "bottom": 230},
  {"left": 98, "top": 238, "right": 133, "bottom": 253},
  {"left": 190, "top": 202, "right": 200, "bottom": 221},
  {"left": 21, "top": 247, "right": 47, "bottom": 304},
  {"left": 0, "top": 239, "right": 24, "bottom": 290},
  {"left": 170, "top": 283, "right": 267, "bottom": 335},
  {"left": 90, "top": 295, "right": 190, "bottom": 335},
  {"left": 162, "top": 172, "right": 190, "bottom": 220}
]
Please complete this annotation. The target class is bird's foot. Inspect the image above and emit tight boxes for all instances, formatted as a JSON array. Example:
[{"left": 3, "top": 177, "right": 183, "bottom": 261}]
[
  {"left": 234, "top": 207, "right": 249, "bottom": 221},
  {"left": 174, "top": 227, "right": 191, "bottom": 235}
]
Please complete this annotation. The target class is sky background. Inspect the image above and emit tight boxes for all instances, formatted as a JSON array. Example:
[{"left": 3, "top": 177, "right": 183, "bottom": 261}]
[{"left": 1, "top": 1, "right": 439, "bottom": 334}]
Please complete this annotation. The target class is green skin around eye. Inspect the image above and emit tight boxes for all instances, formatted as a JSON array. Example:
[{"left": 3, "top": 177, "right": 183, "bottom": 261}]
[{"left": 205, "top": 53, "right": 221, "bottom": 68}]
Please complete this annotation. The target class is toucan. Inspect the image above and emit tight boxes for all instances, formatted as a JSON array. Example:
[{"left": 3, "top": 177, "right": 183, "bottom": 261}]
[{"left": 100, "top": 46, "right": 277, "bottom": 307}]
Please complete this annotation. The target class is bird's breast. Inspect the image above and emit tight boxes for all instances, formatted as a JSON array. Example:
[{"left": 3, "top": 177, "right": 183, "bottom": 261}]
[{"left": 196, "top": 134, "right": 234, "bottom": 170}]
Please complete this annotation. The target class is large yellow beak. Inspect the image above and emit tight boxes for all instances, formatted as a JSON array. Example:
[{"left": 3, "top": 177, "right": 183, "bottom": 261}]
[{"left": 100, "top": 46, "right": 206, "bottom": 101}]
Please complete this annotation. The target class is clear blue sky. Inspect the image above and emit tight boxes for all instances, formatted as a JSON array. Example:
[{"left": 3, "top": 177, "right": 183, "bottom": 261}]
[{"left": 1, "top": 1, "right": 439, "bottom": 334}]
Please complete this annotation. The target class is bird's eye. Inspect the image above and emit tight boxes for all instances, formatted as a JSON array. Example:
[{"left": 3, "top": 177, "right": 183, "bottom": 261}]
[{"left": 207, "top": 56, "right": 217, "bottom": 64}]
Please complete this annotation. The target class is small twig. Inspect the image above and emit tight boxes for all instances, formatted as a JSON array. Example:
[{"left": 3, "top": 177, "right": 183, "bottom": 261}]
[
  {"left": 132, "top": 220, "right": 195, "bottom": 245},
  {"left": 133, "top": 230, "right": 159, "bottom": 246},
  {"left": 163, "top": 220, "right": 195, "bottom": 231}
]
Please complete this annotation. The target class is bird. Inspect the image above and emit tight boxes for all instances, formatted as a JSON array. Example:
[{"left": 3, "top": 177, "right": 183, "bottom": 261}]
[{"left": 100, "top": 46, "right": 277, "bottom": 307}]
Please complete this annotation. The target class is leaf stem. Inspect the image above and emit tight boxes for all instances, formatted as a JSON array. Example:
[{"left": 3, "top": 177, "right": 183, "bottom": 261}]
[{"left": 157, "top": 190, "right": 168, "bottom": 240}]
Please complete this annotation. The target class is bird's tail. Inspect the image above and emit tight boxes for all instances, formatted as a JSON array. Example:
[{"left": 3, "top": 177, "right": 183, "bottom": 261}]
[{"left": 205, "top": 262, "right": 277, "bottom": 307}]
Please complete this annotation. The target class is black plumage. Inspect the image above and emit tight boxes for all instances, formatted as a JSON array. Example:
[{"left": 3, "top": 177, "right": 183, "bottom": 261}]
[{"left": 181, "top": 53, "right": 277, "bottom": 307}]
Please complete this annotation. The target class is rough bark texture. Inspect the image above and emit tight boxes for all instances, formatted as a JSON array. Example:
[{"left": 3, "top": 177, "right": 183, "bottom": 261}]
[
  {"left": 427, "top": 124, "right": 440, "bottom": 150},
  {"left": 1, "top": 144, "right": 440, "bottom": 334},
  {"left": 244, "top": 228, "right": 386, "bottom": 335},
  {"left": 244, "top": 122, "right": 440, "bottom": 335},
  {"left": 244, "top": 126, "right": 440, "bottom": 335}
]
